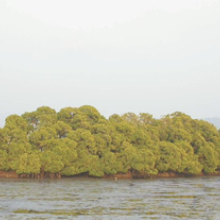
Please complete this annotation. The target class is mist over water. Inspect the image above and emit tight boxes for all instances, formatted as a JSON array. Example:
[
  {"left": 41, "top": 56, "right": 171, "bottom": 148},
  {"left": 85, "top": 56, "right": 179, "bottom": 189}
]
[{"left": 0, "top": 177, "right": 220, "bottom": 219}]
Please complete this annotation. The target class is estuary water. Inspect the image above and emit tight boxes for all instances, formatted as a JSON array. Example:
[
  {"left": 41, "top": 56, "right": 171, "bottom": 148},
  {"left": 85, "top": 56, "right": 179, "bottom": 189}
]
[{"left": 0, "top": 176, "right": 220, "bottom": 220}]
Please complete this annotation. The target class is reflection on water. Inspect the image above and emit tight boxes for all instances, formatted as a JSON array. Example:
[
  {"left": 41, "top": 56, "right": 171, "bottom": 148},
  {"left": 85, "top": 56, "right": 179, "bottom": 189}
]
[{"left": 0, "top": 176, "right": 220, "bottom": 219}]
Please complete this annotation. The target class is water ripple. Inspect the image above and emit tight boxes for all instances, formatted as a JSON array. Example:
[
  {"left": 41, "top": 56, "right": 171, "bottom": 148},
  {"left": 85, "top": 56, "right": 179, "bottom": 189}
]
[{"left": 0, "top": 177, "right": 220, "bottom": 219}]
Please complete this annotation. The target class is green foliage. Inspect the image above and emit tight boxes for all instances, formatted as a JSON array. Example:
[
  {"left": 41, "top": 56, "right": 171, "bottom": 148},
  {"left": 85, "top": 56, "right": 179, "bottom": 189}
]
[
  {"left": 197, "top": 144, "right": 218, "bottom": 173},
  {"left": 41, "top": 150, "right": 64, "bottom": 173},
  {"left": 22, "top": 106, "right": 57, "bottom": 131},
  {"left": 100, "top": 152, "right": 118, "bottom": 175},
  {"left": 56, "top": 121, "right": 72, "bottom": 138},
  {"left": 17, "top": 153, "right": 41, "bottom": 174},
  {"left": 7, "top": 143, "right": 28, "bottom": 171},
  {"left": 29, "top": 127, "right": 57, "bottom": 151},
  {"left": 0, "top": 149, "right": 8, "bottom": 170},
  {"left": 5, "top": 115, "right": 28, "bottom": 131},
  {"left": 156, "top": 141, "right": 182, "bottom": 172},
  {"left": 94, "top": 133, "right": 111, "bottom": 156},
  {"left": 52, "top": 139, "right": 78, "bottom": 166},
  {"left": 1, "top": 106, "right": 220, "bottom": 178},
  {"left": 78, "top": 105, "right": 101, "bottom": 123},
  {"left": 132, "top": 148, "right": 158, "bottom": 175},
  {"left": 69, "top": 129, "right": 97, "bottom": 155},
  {"left": 174, "top": 141, "right": 202, "bottom": 174},
  {"left": 131, "top": 128, "right": 152, "bottom": 148},
  {"left": 116, "top": 141, "right": 137, "bottom": 173},
  {"left": 57, "top": 107, "right": 78, "bottom": 129}
]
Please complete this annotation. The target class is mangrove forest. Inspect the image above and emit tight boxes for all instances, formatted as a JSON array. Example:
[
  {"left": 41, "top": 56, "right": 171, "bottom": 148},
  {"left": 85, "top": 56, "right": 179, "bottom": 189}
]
[{"left": 0, "top": 105, "right": 220, "bottom": 178}]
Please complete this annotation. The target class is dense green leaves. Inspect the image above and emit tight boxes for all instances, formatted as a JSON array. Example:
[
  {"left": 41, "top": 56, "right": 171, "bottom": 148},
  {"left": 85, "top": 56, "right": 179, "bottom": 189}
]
[{"left": 1, "top": 106, "right": 220, "bottom": 178}]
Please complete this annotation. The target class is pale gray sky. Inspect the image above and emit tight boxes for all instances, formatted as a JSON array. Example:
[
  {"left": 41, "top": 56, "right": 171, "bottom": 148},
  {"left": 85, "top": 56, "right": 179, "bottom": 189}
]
[{"left": 0, "top": 0, "right": 220, "bottom": 127}]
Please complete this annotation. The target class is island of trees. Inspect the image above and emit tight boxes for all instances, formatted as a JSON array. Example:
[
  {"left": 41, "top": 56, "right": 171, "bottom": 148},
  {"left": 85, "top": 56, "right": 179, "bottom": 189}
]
[{"left": 0, "top": 105, "right": 220, "bottom": 179}]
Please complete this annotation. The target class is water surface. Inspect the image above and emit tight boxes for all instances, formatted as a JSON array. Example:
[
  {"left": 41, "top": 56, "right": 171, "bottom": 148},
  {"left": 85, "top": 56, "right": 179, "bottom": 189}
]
[{"left": 0, "top": 176, "right": 220, "bottom": 219}]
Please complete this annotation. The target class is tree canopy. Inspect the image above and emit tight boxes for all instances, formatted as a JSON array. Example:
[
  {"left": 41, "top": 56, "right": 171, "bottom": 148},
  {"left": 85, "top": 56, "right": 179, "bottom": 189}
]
[{"left": 0, "top": 106, "right": 220, "bottom": 178}]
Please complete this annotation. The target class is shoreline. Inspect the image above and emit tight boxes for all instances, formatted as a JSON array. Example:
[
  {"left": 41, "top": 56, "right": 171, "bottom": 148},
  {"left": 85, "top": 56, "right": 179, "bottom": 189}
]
[{"left": 1, "top": 170, "right": 220, "bottom": 180}]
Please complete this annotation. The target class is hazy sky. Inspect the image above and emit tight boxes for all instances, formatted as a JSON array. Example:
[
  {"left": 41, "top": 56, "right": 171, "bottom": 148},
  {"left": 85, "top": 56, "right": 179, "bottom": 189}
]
[{"left": 0, "top": 0, "right": 220, "bottom": 127}]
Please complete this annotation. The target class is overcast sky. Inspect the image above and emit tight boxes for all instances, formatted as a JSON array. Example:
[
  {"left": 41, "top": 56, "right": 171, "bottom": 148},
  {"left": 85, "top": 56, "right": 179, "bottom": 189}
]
[{"left": 0, "top": 0, "right": 220, "bottom": 127}]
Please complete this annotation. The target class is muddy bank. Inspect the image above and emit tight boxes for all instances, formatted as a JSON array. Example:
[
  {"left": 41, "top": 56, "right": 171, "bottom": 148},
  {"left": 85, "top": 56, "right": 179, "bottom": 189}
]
[
  {"left": 1, "top": 170, "right": 220, "bottom": 180},
  {"left": 0, "top": 171, "right": 61, "bottom": 179},
  {"left": 0, "top": 171, "right": 18, "bottom": 178}
]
